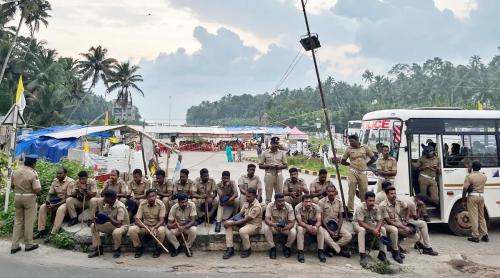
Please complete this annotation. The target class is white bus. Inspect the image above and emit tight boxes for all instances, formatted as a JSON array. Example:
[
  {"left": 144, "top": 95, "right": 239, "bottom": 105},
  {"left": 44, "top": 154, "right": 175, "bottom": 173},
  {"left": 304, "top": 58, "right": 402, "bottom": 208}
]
[{"left": 360, "top": 108, "right": 500, "bottom": 235}]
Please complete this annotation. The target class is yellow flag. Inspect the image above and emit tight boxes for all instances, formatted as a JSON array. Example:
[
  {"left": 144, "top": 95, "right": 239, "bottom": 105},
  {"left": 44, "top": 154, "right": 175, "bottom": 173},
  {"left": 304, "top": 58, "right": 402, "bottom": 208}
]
[
  {"left": 477, "top": 100, "right": 484, "bottom": 110},
  {"left": 15, "top": 76, "right": 24, "bottom": 104},
  {"left": 84, "top": 141, "right": 89, "bottom": 153},
  {"left": 104, "top": 111, "right": 109, "bottom": 126}
]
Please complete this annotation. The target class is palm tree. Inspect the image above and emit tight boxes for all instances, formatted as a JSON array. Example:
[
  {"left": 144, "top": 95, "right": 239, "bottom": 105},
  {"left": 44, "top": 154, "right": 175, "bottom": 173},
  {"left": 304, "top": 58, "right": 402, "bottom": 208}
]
[
  {"left": 361, "top": 69, "right": 374, "bottom": 84},
  {"left": 107, "top": 61, "right": 144, "bottom": 121}
]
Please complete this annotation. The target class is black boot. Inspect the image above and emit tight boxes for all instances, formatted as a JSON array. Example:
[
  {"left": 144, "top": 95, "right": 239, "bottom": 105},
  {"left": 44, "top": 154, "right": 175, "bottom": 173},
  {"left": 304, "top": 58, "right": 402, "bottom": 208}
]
[
  {"left": 283, "top": 246, "right": 291, "bottom": 258},
  {"left": 10, "top": 247, "right": 21, "bottom": 254},
  {"left": 25, "top": 244, "right": 39, "bottom": 252},
  {"left": 481, "top": 235, "right": 489, "bottom": 242},
  {"left": 152, "top": 246, "right": 162, "bottom": 258},
  {"left": 392, "top": 250, "right": 403, "bottom": 264},
  {"left": 134, "top": 246, "right": 143, "bottom": 258},
  {"left": 269, "top": 247, "right": 277, "bottom": 259},
  {"left": 360, "top": 253, "right": 368, "bottom": 268},
  {"left": 88, "top": 246, "right": 103, "bottom": 258},
  {"left": 68, "top": 218, "right": 79, "bottom": 227},
  {"left": 297, "top": 250, "right": 305, "bottom": 263},
  {"left": 423, "top": 247, "right": 439, "bottom": 256},
  {"left": 171, "top": 246, "right": 182, "bottom": 257},
  {"left": 223, "top": 247, "right": 235, "bottom": 259},
  {"left": 467, "top": 237, "right": 480, "bottom": 243},
  {"left": 34, "top": 229, "right": 48, "bottom": 239},
  {"left": 325, "top": 247, "right": 334, "bottom": 257},
  {"left": 339, "top": 247, "right": 351, "bottom": 258},
  {"left": 377, "top": 251, "right": 389, "bottom": 264},
  {"left": 215, "top": 222, "right": 221, "bottom": 233},
  {"left": 318, "top": 249, "right": 326, "bottom": 263},
  {"left": 113, "top": 247, "right": 121, "bottom": 258},
  {"left": 241, "top": 248, "right": 252, "bottom": 258}
]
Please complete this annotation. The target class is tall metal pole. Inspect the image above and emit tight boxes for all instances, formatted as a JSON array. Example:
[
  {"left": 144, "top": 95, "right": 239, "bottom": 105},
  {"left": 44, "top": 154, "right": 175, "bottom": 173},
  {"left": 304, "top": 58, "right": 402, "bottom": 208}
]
[
  {"left": 4, "top": 105, "right": 19, "bottom": 212},
  {"left": 169, "top": 95, "right": 172, "bottom": 126},
  {"left": 300, "top": 0, "right": 347, "bottom": 214}
]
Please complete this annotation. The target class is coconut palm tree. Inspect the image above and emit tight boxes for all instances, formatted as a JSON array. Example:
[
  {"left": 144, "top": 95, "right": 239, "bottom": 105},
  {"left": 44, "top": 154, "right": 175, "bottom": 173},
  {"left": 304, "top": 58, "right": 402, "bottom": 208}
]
[{"left": 107, "top": 61, "right": 144, "bottom": 121}]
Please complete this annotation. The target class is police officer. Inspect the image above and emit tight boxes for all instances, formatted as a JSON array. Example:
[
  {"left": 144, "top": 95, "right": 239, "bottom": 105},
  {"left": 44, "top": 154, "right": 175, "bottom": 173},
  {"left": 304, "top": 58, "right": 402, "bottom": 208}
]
[
  {"left": 90, "top": 169, "right": 128, "bottom": 217},
  {"left": 165, "top": 192, "right": 197, "bottom": 257},
  {"left": 295, "top": 194, "right": 327, "bottom": 263},
  {"left": 283, "top": 167, "right": 308, "bottom": 207},
  {"left": 10, "top": 155, "right": 41, "bottom": 254},
  {"left": 88, "top": 189, "right": 129, "bottom": 258},
  {"left": 309, "top": 169, "right": 334, "bottom": 204},
  {"left": 238, "top": 164, "right": 263, "bottom": 207},
  {"left": 222, "top": 187, "right": 262, "bottom": 259},
  {"left": 127, "top": 169, "right": 150, "bottom": 204},
  {"left": 191, "top": 168, "right": 219, "bottom": 224},
  {"left": 375, "top": 180, "right": 392, "bottom": 205},
  {"left": 375, "top": 145, "right": 397, "bottom": 192},
  {"left": 416, "top": 145, "right": 440, "bottom": 205},
  {"left": 340, "top": 134, "right": 377, "bottom": 217},
  {"left": 152, "top": 169, "right": 173, "bottom": 214},
  {"left": 263, "top": 193, "right": 296, "bottom": 259},
  {"left": 215, "top": 171, "right": 239, "bottom": 233},
  {"left": 463, "top": 161, "right": 489, "bottom": 243},
  {"left": 319, "top": 185, "right": 352, "bottom": 258},
  {"left": 65, "top": 170, "right": 97, "bottom": 226},
  {"left": 259, "top": 137, "right": 287, "bottom": 204},
  {"left": 36, "top": 167, "right": 74, "bottom": 239}
]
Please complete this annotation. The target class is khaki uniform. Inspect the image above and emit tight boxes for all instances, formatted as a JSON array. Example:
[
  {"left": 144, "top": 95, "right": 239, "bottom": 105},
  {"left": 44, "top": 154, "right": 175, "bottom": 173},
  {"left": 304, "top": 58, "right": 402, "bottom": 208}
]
[
  {"left": 309, "top": 178, "right": 334, "bottom": 204},
  {"left": 38, "top": 177, "right": 74, "bottom": 233},
  {"left": 295, "top": 202, "right": 327, "bottom": 250},
  {"left": 127, "top": 199, "right": 166, "bottom": 247},
  {"left": 192, "top": 177, "right": 219, "bottom": 219},
  {"left": 379, "top": 199, "right": 416, "bottom": 250},
  {"left": 66, "top": 179, "right": 97, "bottom": 219},
  {"left": 406, "top": 199, "right": 433, "bottom": 248},
  {"left": 318, "top": 196, "right": 352, "bottom": 252},
  {"left": 90, "top": 179, "right": 128, "bottom": 216},
  {"left": 216, "top": 180, "right": 240, "bottom": 222},
  {"left": 353, "top": 203, "right": 387, "bottom": 253},
  {"left": 165, "top": 201, "right": 197, "bottom": 249},
  {"left": 238, "top": 175, "right": 262, "bottom": 205},
  {"left": 464, "top": 171, "right": 488, "bottom": 238},
  {"left": 283, "top": 178, "right": 307, "bottom": 207},
  {"left": 225, "top": 199, "right": 262, "bottom": 249},
  {"left": 128, "top": 178, "right": 151, "bottom": 200},
  {"left": 342, "top": 145, "right": 374, "bottom": 212},
  {"left": 11, "top": 166, "right": 41, "bottom": 249},
  {"left": 376, "top": 156, "right": 397, "bottom": 191},
  {"left": 375, "top": 191, "right": 387, "bottom": 205},
  {"left": 90, "top": 200, "right": 129, "bottom": 250},
  {"left": 168, "top": 179, "right": 195, "bottom": 210},
  {"left": 260, "top": 149, "right": 287, "bottom": 203},
  {"left": 153, "top": 179, "right": 174, "bottom": 213},
  {"left": 416, "top": 156, "right": 440, "bottom": 203},
  {"left": 263, "top": 201, "right": 297, "bottom": 248}
]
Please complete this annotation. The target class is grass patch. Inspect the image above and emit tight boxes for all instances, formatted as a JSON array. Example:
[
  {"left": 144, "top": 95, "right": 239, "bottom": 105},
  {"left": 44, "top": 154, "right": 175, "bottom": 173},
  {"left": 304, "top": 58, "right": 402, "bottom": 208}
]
[
  {"left": 288, "top": 155, "right": 349, "bottom": 177},
  {"left": 370, "top": 261, "right": 395, "bottom": 275},
  {"left": 49, "top": 231, "right": 76, "bottom": 249}
]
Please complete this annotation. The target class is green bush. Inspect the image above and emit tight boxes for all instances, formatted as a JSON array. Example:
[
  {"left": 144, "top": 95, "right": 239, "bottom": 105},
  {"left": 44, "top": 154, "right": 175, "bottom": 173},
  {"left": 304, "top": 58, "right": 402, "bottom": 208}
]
[
  {"left": 49, "top": 231, "right": 76, "bottom": 249},
  {"left": 370, "top": 260, "right": 395, "bottom": 275},
  {"left": 0, "top": 197, "right": 15, "bottom": 236},
  {"left": 288, "top": 155, "right": 349, "bottom": 177}
]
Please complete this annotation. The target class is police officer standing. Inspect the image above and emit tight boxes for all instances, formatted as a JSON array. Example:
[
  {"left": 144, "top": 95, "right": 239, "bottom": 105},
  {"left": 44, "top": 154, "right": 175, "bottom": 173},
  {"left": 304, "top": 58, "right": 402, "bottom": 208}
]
[
  {"left": 375, "top": 145, "right": 397, "bottom": 192},
  {"left": 463, "top": 161, "right": 489, "bottom": 243},
  {"left": 11, "top": 155, "right": 41, "bottom": 254},
  {"left": 416, "top": 145, "right": 440, "bottom": 205},
  {"left": 259, "top": 137, "right": 287, "bottom": 204}
]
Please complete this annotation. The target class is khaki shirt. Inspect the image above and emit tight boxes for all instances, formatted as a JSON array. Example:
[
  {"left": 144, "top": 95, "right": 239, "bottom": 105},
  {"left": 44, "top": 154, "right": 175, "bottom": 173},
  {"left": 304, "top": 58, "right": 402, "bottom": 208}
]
[
  {"left": 260, "top": 149, "right": 287, "bottom": 174},
  {"left": 71, "top": 179, "right": 97, "bottom": 195},
  {"left": 464, "top": 171, "right": 487, "bottom": 193},
  {"left": 309, "top": 178, "right": 334, "bottom": 195},
  {"left": 12, "top": 165, "right": 41, "bottom": 194},
  {"left": 101, "top": 199, "right": 130, "bottom": 225},
  {"left": 136, "top": 199, "right": 166, "bottom": 226},
  {"left": 416, "top": 156, "right": 439, "bottom": 178},
  {"left": 295, "top": 202, "right": 321, "bottom": 224},
  {"left": 355, "top": 202, "right": 382, "bottom": 224},
  {"left": 128, "top": 178, "right": 150, "bottom": 197},
  {"left": 103, "top": 178, "right": 128, "bottom": 195},
  {"left": 217, "top": 180, "right": 238, "bottom": 197},
  {"left": 240, "top": 199, "right": 262, "bottom": 227},
  {"left": 173, "top": 179, "right": 195, "bottom": 194},
  {"left": 380, "top": 199, "right": 407, "bottom": 221},
  {"left": 153, "top": 179, "right": 173, "bottom": 194},
  {"left": 375, "top": 191, "right": 387, "bottom": 205},
  {"left": 168, "top": 201, "right": 197, "bottom": 225},
  {"left": 318, "top": 196, "right": 344, "bottom": 222},
  {"left": 283, "top": 178, "right": 307, "bottom": 199},
  {"left": 265, "top": 201, "right": 295, "bottom": 223},
  {"left": 376, "top": 157, "right": 397, "bottom": 178},
  {"left": 193, "top": 177, "right": 217, "bottom": 196},
  {"left": 342, "top": 145, "right": 374, "bottom": 171},
  {"left": 238, "top": 175, "right": 262, "bottom": 192},
  {"left": 48, "top": 176, "right": 74, "bottom": 200}
]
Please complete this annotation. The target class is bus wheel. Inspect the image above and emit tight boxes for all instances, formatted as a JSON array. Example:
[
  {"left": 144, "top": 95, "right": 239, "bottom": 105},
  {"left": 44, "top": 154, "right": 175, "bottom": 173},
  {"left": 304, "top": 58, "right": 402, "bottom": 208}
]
[{"left": 448, "top": 202, "right": 472, "bottom": 236}]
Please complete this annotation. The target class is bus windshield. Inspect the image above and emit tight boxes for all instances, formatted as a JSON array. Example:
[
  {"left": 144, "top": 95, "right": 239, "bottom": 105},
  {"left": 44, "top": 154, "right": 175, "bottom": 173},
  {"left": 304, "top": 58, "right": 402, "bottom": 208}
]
[{"left": 360, "top": 119, "right": 401, "bottom": 158}]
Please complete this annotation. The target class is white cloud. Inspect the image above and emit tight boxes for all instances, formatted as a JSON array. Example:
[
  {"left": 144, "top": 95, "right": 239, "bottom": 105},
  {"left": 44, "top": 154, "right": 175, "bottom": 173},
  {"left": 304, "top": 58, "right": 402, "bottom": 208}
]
[{"left": 434, "top": 0, "right": 477, "bottom": 19}]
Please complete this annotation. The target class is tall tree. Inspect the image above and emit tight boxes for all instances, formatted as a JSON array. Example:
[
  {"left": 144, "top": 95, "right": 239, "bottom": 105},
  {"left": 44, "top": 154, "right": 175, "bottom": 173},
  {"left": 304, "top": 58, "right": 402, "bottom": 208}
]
[{"left": 107, "top": 61, "right": 144, "bottom": 108}]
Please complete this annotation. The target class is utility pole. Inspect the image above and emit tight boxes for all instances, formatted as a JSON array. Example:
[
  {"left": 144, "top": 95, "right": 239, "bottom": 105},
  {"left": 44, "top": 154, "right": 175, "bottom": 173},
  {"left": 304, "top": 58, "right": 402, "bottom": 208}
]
[
  {"left": 299, "top": 0, "right": 347, "bottom": 214},
  {"left": 169, "top": 95, "right": 172, "bottom": 126}
]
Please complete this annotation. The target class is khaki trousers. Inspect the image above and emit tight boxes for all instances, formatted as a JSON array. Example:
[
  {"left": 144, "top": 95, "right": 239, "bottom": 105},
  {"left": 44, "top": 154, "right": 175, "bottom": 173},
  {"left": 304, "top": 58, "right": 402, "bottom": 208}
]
[
  {"left": 467, "top": 195, "right": 488, "bottom": 238},
  {"left": 263, "top": 225, "right": 297, "bottom": 248},
  {"left": 225, "top": 224, "right": 260, "bottom": 249},
  {"left": 353, "top": 224, "right": 387, "bottom": 253},
  {"left": 37, "top": 203, "right": 63, "bottom": 231},
  {"left": 11, "top": 195, "right": 37, "bottom": 249},
  {"left": 348, "top": 170, "right": 368, "bottom": 212},
  {"left": 165, "top": 226, "right": 197, "bottom": 249},
  {"left": 323, "top": 225, "right": 352, "bottom": 253},
  {"left": 216, "top": 199, "right": 239, "bottom": 222},
  {"left": 193, "top": 197, "right": 219, "bottom": 219},
  {"left": 127, "top": 225, "right": 166, "bottom": 247},
  {"left": 408, "top": 219, "right": 431, "bottom": 248},
  {"left": 384, "top": 224, "right": 401, "bottom": 250},
  {"left": 50, "top": 204, "right": 67, "bottom": 234},
  {"left": 91, "top": 222, "right": 128, "bottom": 250},
  {"left": 66, "top": 197, "right": 92, "bottom": 219},
  {"left": 418, "top": 175, "right": 439, "bottom": 203},
  {"left": 296, "top": 226, "right": 326, "bottom": 250},
  {"left": 264, "top": 173, "right": 283, "bottom": 203}
]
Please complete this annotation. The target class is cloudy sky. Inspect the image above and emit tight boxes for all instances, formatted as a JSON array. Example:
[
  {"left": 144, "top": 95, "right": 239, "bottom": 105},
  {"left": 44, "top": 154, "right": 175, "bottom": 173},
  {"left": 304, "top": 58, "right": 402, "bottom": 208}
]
[{"left": 28, "top": 0, "right": 499, "bottom": 123}]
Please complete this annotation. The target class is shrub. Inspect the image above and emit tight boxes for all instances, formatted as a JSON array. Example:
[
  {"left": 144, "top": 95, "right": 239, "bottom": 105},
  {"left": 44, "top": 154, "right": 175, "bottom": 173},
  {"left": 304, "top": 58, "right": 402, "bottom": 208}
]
[{"left": 49, "top": 231, "right": 76, "bottom": 249}]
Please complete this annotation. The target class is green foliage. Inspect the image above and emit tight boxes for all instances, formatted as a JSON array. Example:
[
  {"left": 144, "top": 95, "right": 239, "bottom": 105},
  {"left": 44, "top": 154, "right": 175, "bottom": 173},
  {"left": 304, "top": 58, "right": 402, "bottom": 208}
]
[
  {"left": 0, "top": 196, "right": 15, "bottom": 236},
  {"left": 287, "top": 155, "right": 349, "bottom": 177},
  {"left": 49, "top": 231, "right": 76, "bottom": 249},
  {"left": 370, "top": 260, "right": 395, "bottom": 275}
]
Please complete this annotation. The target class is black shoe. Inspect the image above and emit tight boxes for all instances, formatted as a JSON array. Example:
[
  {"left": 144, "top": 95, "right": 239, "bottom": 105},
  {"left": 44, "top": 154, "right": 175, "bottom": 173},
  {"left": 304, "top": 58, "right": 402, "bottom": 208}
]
[
  {"left": 423, "top": 215, "right": 431, "bottom": 222},
  {"left": 391, "top": 250, "right": 403, "bottom": 264},
  {"left": 414, "top": 242, "right": 425, "bottom": 250},
  {"left": 318, "top": 249, "right": 326, "bottom": 263},
  {"left": 134, "top": 246, "right": 143, "bottom": 258},
  {"left": 171, "top": 246, "right": 182, "bottom": 257},
  {"left": 377, "top": 251, "right": 389, "bottom": 264},
  {"left": 481, "top": 235, "right": 489, "bottom": 242},
  {"left": 88, "top": 246, "right": 103, "bottom": 258},
  {"left": 68, "top": 218, "right": 79, "bottom": 227},
  {"left": 223, "top": 247, "right": 234, "bottom": 259},
  {"left": 339, "top": 248, "right": 351, "bottom": 258},
  {"left": 184, "top": 246, "right": 192, "bottom": 257},
  {"left": 195, "top": 218, "right": 203, "bottom": 226},
  {"left": 34, "top": 230, "right": 48, "bottom": 239},
  {"left": 241, "top": 248, "right": 252, "bottom": 258},
  {"left": 153, "top": 246, "right": 162, "bottom": 258},
  {"left": 468, "top": 237, "right": 480, "bottom": 243},
  {"left": 283, "top": 246, "right": 291, "bottom": 258},
  {"left": 325, "top": 247, "right": 334, "bottom": 257},
  {"left": 360, "top": 253, "right": 368, "bottom": 268},
  {"left": 10, "top": 247, "right": 21, "bottom": 254},
  {"left": 113, "top": 248, "right": 121, "bottom": 258},
  {"left": 269, "top": 247, "right": 277, "bottom": 259},
  {"left": 298, "top": 250, "right": 305, "bottom": 263},
  {"left": 25, "top": 244, "right": 39, "bottom": 252},
  {"left": 215, "top": 222, "right": 221, "bottom": 233},
  {"left": 422, "top": 247, "right": 439, "bottom": 256}
]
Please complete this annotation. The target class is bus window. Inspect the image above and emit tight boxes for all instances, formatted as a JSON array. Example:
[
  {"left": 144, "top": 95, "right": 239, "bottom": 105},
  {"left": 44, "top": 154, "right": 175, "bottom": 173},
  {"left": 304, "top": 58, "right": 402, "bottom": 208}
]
[
  {"left": 443, "top": 135, "right": 465, "bottom": 168},
  {"left": 361, "top": 127, "right": 400, "bottom": 159},
  {"left": 462, "top": 134, "right": 498, "bottom": 167}
]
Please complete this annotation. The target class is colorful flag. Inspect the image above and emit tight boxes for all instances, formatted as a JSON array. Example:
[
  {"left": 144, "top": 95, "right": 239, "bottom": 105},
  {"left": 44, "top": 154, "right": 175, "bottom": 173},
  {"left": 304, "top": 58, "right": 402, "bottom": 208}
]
[
  {"left": 477, "top": 100, "right": 484, "bottom": 110},
  {"left": 104, "top": 111, "right": 109, "bottom": 126},
  {"left": 15, "top": 75, "right": 26, "bottom": 113}
]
